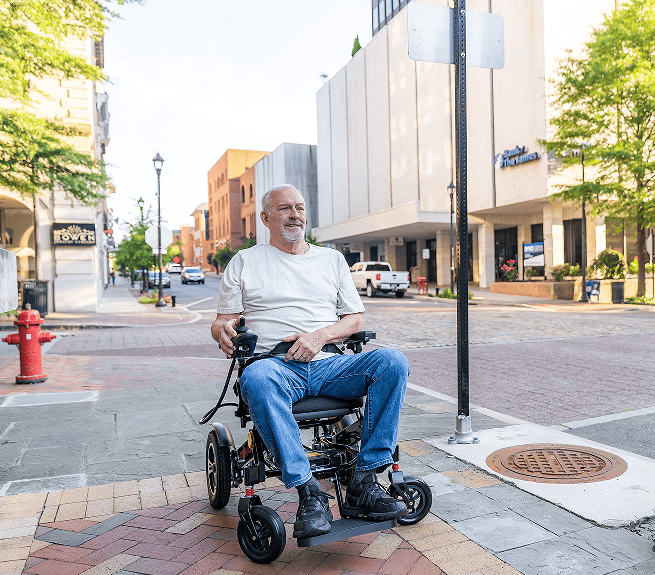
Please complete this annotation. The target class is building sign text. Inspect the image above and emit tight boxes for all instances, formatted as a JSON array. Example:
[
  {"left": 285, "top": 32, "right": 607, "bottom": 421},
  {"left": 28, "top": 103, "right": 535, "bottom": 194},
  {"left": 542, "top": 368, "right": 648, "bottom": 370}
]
[
  {"left": 52, "top": 224, "right": 96, "bottom": 246},
  {"left": 495, "top": 146, "right": 540, "bottom": 169}
]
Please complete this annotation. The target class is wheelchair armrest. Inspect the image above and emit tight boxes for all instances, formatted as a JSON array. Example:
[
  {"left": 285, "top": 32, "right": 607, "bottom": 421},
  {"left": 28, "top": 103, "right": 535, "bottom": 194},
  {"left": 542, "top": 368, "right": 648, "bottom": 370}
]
[{"left": 344, "top": 331, "right": 376, "bottom": 354}]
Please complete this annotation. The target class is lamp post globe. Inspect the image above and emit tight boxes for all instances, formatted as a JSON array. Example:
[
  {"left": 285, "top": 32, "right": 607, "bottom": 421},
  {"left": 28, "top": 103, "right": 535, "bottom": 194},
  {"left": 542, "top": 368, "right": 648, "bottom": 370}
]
[{"left": 153, "top": 153, "right": 166, "bottom": 307}]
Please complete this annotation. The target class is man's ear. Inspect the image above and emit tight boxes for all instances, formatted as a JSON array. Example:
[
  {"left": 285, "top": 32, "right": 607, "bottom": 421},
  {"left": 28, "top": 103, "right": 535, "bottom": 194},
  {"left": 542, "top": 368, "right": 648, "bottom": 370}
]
[{"left": 260, "top": 210, "right": 270, "bottom": 228}]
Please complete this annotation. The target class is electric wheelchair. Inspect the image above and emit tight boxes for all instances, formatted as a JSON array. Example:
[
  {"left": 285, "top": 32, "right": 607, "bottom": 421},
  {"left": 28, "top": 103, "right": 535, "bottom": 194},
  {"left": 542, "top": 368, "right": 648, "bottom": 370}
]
[{"left": 201, "top": 318, "right": 432, "bottom": 564}]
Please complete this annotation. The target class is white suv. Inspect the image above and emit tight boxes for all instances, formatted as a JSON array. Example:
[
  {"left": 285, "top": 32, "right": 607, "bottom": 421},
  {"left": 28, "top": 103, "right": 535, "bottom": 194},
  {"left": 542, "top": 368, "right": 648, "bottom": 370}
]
[{"left": 166, "top": 262, "right": 182, "bottom": 274}]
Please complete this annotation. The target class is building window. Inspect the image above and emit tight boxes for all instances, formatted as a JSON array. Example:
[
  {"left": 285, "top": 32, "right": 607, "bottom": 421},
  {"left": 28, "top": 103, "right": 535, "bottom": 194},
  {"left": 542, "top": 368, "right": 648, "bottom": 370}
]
[
  {"left": 249, "top": 183, "right": 253, "bottom": 199},
  {"left": 406, "top": 240, "right": 417, "bottom": 269},
  {"left": 531, "top": 223, "right": 544, "bottom": 243},
  {"left": 242, "top": 218, "right": 246, "bottom": 236},
  {"left": 372, "top": 4, "right": 379, "bottom": 33},
  {"left": 564, "top": 219, "right": 582, "bottom": 266},
  {"left": 385, "top": 0, "right": 392, "bottom": 19},
  {"left": 393, "top": 0, "right": 399, "bottom": 13},
  {"left": 241, "top": 185, "right": 245, "bottom": 203},
  {"left": 494, "top": 227, "right": 518, "bottom": 280}
]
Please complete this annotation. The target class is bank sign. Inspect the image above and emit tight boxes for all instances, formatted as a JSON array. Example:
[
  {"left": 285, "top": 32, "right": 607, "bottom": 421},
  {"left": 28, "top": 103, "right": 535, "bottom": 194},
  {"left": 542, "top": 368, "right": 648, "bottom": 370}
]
[
  {"left": 495, "top": 146, "right": 540, "bottom": 169},
  {"left": 523, "top": 242, "right": 544, "bottom": 267},
  {"left": 52, "top": 223, "right": 96, "bottom": 246}
]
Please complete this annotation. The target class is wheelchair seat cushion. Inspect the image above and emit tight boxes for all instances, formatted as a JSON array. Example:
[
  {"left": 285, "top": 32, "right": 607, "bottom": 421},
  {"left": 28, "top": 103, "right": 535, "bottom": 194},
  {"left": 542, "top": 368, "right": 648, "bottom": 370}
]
[{"left": 292, "top": 396, "right": 364, "bottom": 421}]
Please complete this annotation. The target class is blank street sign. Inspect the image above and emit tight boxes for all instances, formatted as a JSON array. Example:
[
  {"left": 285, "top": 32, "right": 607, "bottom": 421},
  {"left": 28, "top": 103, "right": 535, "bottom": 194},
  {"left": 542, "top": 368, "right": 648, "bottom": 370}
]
[{"left": 408, "top": 2, "right": 504, "bottom": 69}]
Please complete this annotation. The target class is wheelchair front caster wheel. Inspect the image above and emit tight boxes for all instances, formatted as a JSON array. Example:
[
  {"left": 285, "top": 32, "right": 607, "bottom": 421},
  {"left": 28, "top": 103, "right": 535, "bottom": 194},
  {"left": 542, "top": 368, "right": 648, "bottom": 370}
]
[
  {"left": 206, "top": 432, "right": 231, "bottom": 509},
  {"left": 393, "top": 477, "right": 432, "bottom": 526},
  {"left": 237, "top": 506, "right": 286, "bottom": 564}
]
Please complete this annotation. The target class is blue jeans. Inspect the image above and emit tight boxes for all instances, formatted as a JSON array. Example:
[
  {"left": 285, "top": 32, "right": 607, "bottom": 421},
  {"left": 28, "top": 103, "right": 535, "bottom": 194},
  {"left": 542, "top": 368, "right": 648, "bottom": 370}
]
[{"left": 240, "top": 349, "right": 409, "bottom": 488}]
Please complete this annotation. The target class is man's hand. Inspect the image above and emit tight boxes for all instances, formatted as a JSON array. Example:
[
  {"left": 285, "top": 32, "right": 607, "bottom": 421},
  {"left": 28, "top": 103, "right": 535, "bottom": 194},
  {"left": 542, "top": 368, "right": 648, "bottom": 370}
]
[
  {"left": 282, "top": 330, "right": 328, "bottom": 362},
  {"left": 211, "top": 313, "right": 241, "bottom": 358}
]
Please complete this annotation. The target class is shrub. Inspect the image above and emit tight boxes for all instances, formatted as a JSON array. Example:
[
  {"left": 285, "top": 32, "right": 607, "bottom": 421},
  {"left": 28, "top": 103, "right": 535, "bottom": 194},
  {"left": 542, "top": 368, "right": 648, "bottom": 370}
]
[
  {"left": 589, "top": 249, "right": 626, "bottom": 279},
  {"left": 550, "top": 263, "right": 570, "bottom": 281},
  {"left": 500, "top": 259, "right": 518, "bottom": 281},
  {"left": 525, "top": 267, "right": 539, "bottom": 279},
  {"left": 568, "top": 264, "right": 581, "bottom": 276}
]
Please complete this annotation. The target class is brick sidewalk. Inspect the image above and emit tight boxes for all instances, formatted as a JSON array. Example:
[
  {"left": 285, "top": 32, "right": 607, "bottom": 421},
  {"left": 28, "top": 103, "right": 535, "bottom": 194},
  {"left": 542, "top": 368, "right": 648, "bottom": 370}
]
[{"left": 1, "top": 467, "right": 519, "bottom": 575}]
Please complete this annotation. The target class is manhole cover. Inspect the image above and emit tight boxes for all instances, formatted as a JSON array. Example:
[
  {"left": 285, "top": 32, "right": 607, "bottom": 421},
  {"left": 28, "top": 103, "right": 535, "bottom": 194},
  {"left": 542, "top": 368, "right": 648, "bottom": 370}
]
[{"left": 486, "top": 444, "right": 628, "bottom": 484}]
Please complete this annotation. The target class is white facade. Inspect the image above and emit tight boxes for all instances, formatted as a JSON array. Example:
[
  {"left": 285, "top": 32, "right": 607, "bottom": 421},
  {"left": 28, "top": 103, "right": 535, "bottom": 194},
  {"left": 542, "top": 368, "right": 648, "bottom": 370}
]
[
  {"left": 314, "top": 0, "right": 618, "bottom": 286},
  {"left": 0, "top": 36, "right": 111, "bottom": 312},
  {"left": 254, "top": 143, "right": 318, "bottom": 245}
]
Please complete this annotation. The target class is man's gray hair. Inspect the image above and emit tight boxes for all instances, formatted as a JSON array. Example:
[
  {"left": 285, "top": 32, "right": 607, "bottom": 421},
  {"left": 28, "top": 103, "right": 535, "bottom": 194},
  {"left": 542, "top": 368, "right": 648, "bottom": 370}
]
[{"left": 261, "top": 184, "right": 302, "bottom": 214}]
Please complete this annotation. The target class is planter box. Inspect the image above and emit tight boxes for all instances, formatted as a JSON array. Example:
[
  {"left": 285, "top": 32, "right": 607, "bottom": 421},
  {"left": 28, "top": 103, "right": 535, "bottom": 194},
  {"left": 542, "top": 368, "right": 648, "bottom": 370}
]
[{"left": 490, "top": 281, "right": 574, "bottom": 300}]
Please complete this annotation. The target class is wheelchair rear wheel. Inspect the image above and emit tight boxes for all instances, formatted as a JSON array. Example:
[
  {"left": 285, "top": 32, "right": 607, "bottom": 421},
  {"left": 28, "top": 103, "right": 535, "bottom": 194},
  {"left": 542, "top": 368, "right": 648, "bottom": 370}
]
[
  {"left": 237, "top": 505, "right": 286, "bottom": 564},
  {"left": 393, "top": 477, "right": 432, "bottom": 526},
  {"left": 206, "top": 432, "right": 231, "bottom": 509}
]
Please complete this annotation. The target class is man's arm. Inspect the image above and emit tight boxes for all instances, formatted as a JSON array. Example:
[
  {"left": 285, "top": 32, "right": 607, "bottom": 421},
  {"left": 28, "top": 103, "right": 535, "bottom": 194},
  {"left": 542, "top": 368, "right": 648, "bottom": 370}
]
[
  {"left": 211, "top": 313, "right": 242, "bottom": 357},
  {"left": 281, "top": 312, "right": 363, "bottom": 362}
]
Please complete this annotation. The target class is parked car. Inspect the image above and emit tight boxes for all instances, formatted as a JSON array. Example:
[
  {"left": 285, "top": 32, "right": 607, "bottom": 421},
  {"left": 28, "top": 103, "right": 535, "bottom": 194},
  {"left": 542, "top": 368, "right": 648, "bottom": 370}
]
[
  {"left": 182, "top": 267, "right": 205, "bottom": 284},
  {"left": 147, "top": 271, "right": 171, "bottom": 289},
  {"left": 350, "top": 261, "right": 410, "bottom": 298},
  {"left": 165, "top": 262, "right": 182, "bottom": 274}
]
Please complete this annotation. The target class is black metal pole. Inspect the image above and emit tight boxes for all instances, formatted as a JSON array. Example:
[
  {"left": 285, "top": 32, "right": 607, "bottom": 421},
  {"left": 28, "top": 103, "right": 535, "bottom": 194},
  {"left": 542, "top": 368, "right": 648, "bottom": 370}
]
[
  {"left": 579, "top": 149, "right": 589, "bottom": 303},
  {"left": 449, "top": 0, "right": 478, "bottom": 445},
  {"left": 155, "top": 168, "right": 165, "bottom": 307}
]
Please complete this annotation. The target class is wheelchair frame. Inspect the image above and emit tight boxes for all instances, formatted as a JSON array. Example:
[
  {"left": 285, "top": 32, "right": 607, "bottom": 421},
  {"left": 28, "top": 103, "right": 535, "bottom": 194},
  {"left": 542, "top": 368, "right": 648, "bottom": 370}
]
[{"left": 202, "top": 320, "right": 432, "bottom": 564}]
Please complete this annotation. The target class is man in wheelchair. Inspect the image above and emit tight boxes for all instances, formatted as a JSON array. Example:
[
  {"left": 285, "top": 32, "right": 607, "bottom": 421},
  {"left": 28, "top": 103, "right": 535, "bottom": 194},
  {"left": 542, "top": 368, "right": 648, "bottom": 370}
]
[{"left": 211, "top": 184, "right": 409, "bottom": 539}]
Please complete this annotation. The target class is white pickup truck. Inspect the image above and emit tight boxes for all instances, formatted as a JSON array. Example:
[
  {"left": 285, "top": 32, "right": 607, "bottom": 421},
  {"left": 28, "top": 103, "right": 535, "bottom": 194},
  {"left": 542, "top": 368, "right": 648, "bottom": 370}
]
[{"left": 350, "top": 261, "right": 410, "bottom": 298}]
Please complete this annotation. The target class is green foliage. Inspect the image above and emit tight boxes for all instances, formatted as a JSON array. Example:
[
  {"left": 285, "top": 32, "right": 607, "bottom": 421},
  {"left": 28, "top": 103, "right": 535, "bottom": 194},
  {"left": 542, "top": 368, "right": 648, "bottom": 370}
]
[
  {"left": 569, "top": 264, "right": 582, "bottom": 276},
  {"left": 550, "top": 263, "right": 570, "bottom": 281},
  {"left": 216, "top": 243, "right": 235, "bottom": 268},
  {"left": 540, "top": 0, "right": 655, "bottom": 295},
  {"left": 0, "top": 0, "right": 139, "bottom": 202},
  {"left": 626, "top": 295, "right": 655, "bottom": 305},
  {"left": 165, "top": 242, "right": 182, "bottom": 266},
  {"left": 500, "top": 259, "right": 518, "bottom": 281},
  {"left": 237, "top": 237, "right": 256, "bottom": 251},
  {"left": 113, "top": 198, "right": 155, "bottom": 275},
  {"left": 352, "top": 35, "right": 362, "bottom": 57},
  {"left": 628, "top": 256, "right": 654, "bottom": 274},
  {"left": 589, "top": 249, "right": 627, "bottom": 279},
  {"left": 305, "top": 232, "right": 322, "bottom": 246},
  {"left": 525, "top": 267, "right": 539, "bottom": 279},
  {"left": 138, "top": 291, "right": 159, "bottom": 304}
]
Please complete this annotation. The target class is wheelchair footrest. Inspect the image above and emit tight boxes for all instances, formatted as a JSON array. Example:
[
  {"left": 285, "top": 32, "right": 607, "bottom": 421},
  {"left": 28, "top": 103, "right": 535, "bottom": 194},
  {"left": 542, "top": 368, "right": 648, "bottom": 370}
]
[{"left": 296, "top": 518, "right": 397, "bottom": 548}]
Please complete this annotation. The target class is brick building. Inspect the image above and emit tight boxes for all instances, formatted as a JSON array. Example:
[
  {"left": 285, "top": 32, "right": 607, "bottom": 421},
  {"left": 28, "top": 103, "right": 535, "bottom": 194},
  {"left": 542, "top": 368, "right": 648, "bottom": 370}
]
[
  {"left": 207, "top": 150, "right": 267, "bottom": 251},
  {"left": 180, "top": 225, "right": 194, "bottom": 267},
  {"left": 190, "top": 203, "right": 211, "bottom": 270}
]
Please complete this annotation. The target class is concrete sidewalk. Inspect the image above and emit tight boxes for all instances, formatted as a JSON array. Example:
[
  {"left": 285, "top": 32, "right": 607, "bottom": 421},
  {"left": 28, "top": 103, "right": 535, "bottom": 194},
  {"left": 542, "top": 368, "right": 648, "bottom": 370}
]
[{"left": 0, "top": 278, "right": 199, "bottom": 330}]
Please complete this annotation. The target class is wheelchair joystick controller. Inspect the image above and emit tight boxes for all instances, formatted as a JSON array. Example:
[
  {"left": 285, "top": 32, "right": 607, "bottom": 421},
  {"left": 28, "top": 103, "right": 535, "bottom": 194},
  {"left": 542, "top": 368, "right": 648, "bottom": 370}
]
[{"left": 231, "top": 317, "right": 258, "bottom": 358}]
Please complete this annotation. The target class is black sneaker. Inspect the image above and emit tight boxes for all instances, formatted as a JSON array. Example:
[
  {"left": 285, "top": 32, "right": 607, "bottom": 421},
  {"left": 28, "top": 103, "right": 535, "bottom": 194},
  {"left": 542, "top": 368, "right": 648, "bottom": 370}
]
[
  {"left": 342, "top": 475, "right": 408, "bottom": 521},
  {"left": 293, "top": 484, "right": 334, "bottom": 538}
]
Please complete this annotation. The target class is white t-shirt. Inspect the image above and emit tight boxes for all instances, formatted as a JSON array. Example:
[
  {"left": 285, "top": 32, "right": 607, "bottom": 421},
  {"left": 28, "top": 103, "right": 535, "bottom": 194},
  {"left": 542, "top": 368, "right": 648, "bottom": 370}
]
[{"left": 217, "top": 243, "right": 366, "bottom": 358}]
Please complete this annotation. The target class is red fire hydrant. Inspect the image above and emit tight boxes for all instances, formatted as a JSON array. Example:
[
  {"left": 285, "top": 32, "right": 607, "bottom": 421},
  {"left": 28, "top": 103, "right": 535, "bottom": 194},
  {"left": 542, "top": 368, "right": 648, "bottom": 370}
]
[{"left": 2, "top": 305, "right": 56, "bottom": 384}]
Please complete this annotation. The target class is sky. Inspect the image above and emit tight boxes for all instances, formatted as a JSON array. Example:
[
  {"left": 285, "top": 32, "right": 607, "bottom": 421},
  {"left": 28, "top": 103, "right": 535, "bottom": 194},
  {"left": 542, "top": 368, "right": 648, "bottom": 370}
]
[{"left": 104, "top": 0, "right": 372, "bottom": 239}]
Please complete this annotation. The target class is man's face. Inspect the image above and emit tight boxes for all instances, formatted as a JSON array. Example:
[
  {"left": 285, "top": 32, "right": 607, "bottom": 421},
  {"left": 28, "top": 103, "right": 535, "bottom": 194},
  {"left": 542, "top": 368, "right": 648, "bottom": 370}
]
[{"left": 262, "top": 188, "right": 306, "bottom": 243}]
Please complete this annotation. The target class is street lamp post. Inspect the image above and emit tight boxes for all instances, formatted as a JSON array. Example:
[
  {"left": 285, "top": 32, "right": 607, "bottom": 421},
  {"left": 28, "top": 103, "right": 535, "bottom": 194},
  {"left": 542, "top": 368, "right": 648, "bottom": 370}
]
[
  {"left": 447, "top": 182, "right": 456, "bottom": 293},
  {"left": 153, "top": 153, "right": 166, "bottom": 307},
  {"left": 579, "top": 146, "right": 589, "bottom": 303}
]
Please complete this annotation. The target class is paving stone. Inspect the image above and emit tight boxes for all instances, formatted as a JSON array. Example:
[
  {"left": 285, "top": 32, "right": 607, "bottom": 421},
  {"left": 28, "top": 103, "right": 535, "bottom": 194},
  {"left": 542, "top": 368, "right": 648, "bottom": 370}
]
[
  {"left": 165, "top": 488, "right": 192, "bottom": 505},
  {"left": 497, "top": 538, "right": 625, "bottom": 575},
  {"left": 399, "top": 440, "right": 437, "bottom": 457},
  {"left": 165, "top": 512, "right": 213, "bottom": 534},
  {"left": 114, "top": 482, "right": 139, "bottom": 498},
  {"left": 563, "top": 527, "right": 654, "bottom": 567},
  {"left": 74, "top": 553, "right": 140, "bottom": 575},
  {"left": 430, "top": 490, "right": 508, "bottom": 523},
  {"left": 80, "top": 526, "right": 137, "bottom": 550},
  {"left": 82, "top": 513, "right": 137, "bottom": 536},
  {"left": 453, "top": 510, "right": 557, "bottom": 553},
  {"left": 86, "top": 484, "right": 114, "bottom": 502},
  {"left": 123, "top": 516, "right": 177, "bottom": 531},
  {"left": 76, "top": 539, "right": 139, "bottom": 566},
  {"left": 59, "top": 487, "right": 88, "bottom": 505},
  {"left": 420, "top": 472, "right": 468, "bottom": 497},
  {"left": 509, "top": 500, "right": 592, "bottom": 536},
  {"left": 85, "top": 499, "right": 113, "bottom": 518},
  {"left": 127, "top": 541, "right": 184, "bottom": 561},
  {"left": 360, "top": 532, "right": 402, "bottom": 559},
  {"left": 114, "top": 495, "right": 141, "bottom": 513},
  {"left": 22, "top": 558, "right": 89, "bottom": 574},
  {"left": 442, "top": 469, "right": 502, "bottom": 489},
  {"left": 138, "top": 478, "right": 163, "bottom": 494},
  {"left": 123, "top": 557, "right": 190, "bottom": 575},
  {"left": 139, "top": 492, "right": 167, "bottom": 509},
  {"left": 424, "top": 540, "right": 506, "bottom": 575},
  {"left": 41, "top": 519, "right": 97, "bottom": 533},
  {"left": 35, "top": 529, "right": 96, "bottom": 547},
  {"left": 31, "top": 543, "right": 94, "bottom": 562},
  {"left": 55, "top": 502, "right": 87, "bottom": 522}
]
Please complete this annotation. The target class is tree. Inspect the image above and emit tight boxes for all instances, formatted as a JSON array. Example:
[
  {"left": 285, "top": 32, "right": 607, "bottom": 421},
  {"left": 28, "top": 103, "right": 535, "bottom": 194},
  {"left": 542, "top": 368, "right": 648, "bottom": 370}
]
[
  {"left": 216, "top": 243, "right": 235, "bottom": 270},
  {"left": 541, "top": 0, "right": 655, "bottom": 296},
  {"left": 113, "top": 198, "right": 154, "bottom": 284},
  {"left": 0, "top": 0, "right": 138, "bottom": 203},
  {"left": 352, "top": 35, "right": 362, "bottom": 57}
]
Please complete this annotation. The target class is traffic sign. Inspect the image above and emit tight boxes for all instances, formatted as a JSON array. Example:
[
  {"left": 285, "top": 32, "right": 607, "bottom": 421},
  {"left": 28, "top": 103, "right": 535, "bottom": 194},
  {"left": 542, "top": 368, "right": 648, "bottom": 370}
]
[
  {"left": 145, "top": 225, "right": 173, "bottom": 255},
  {"left": 408, "top": 3, "right": 504, "bottom": 69},
  {"left": 647, "top": 234, "right": 654, "bottom": 257}
]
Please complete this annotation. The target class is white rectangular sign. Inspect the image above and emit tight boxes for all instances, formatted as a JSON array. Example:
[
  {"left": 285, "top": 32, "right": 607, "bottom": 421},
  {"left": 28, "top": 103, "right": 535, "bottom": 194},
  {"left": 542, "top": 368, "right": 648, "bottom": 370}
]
[{"left": 408, "top": 2, "right": 505, "bottom": 70}]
